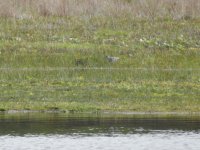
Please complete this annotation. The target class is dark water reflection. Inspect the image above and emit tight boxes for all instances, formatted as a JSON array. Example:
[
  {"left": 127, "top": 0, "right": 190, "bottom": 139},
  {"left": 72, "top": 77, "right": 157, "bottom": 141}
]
[{"left": 0, "top": 112, "right": 200, "bottom": 136}]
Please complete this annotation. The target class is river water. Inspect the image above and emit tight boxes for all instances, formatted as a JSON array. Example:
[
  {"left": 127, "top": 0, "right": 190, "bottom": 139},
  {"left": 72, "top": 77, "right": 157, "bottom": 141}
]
[{"left": 0, "top": 112, "right": 200, "bottom": 150}]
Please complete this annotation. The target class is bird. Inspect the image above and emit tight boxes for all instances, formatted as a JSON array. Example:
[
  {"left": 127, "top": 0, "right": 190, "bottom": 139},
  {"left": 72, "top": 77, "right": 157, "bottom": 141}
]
[{"left": 106, "top": 56, "right": 120, "bottom": 63}]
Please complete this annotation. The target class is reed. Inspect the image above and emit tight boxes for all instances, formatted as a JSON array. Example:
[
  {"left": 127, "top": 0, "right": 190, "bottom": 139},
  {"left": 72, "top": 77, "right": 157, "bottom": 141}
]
[{"left": 0, "top": 0, "right": 200, "bottom": 19}]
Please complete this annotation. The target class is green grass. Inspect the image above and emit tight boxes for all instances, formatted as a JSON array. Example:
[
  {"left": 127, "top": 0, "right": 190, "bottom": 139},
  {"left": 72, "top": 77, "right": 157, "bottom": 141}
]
[{"left": 0, "top": 17, "right": 200, "bottom": 112}]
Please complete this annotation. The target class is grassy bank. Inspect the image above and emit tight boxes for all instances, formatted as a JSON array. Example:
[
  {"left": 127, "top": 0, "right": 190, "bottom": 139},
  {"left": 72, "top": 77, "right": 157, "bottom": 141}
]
[{"left": 0, "top": 16, "right": 200, "bottom": 112}]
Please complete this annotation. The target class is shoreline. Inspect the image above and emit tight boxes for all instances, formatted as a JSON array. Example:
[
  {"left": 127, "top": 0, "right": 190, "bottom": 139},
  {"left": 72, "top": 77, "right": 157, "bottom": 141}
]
[{"left": 1, "top": 110, "right": 200, "bottom": 116}]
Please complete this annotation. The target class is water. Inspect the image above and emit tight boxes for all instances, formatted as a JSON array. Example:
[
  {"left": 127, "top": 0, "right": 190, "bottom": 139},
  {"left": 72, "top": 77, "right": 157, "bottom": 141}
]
[{"left": 0, "top": 112, "right": 200, "bottom": 150}]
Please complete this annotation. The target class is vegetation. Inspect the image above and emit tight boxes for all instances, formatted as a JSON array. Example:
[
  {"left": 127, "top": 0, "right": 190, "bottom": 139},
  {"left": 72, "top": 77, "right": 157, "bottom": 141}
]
[{"left": 0, "top": 0, "right": 199, "bottom": 112}]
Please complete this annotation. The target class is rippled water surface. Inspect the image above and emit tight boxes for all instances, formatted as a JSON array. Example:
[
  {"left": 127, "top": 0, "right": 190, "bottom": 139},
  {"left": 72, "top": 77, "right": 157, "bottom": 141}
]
[{"left": 0, "top": 112, "right": 200, "bottom": 150}]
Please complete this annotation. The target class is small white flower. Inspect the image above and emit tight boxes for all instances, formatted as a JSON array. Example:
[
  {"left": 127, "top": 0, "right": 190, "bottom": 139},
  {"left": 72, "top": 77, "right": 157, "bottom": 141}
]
[{"left": 16, "top": 37, "right": 22, "bottom": 41}]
